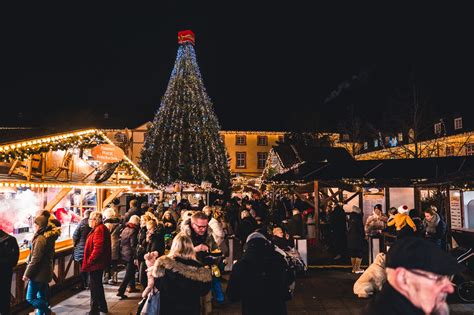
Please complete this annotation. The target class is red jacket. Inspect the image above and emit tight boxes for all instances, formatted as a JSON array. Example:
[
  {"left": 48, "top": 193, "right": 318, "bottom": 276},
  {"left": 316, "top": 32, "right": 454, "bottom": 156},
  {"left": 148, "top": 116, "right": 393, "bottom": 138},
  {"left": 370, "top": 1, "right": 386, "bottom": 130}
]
[{"left": 82, "top": 223, "right": 111, "bottom": 272}]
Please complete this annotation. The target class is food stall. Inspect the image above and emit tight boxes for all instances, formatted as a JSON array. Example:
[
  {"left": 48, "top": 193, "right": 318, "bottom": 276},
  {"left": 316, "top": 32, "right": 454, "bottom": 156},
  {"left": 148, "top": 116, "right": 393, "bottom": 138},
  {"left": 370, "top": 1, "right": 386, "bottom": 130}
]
[{"left": 0, "top": 128, "right": 154, "bottom": 311}]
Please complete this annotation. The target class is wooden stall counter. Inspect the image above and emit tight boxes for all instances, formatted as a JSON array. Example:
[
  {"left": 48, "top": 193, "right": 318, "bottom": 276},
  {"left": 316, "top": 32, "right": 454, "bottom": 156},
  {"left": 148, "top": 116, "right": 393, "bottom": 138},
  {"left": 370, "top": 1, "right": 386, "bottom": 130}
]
[
  {"left": 18, "top": 238, "right": 74, "bottom": 264},
  {"left": 12, "top": 238, "right": 79, "bottom": 313}
]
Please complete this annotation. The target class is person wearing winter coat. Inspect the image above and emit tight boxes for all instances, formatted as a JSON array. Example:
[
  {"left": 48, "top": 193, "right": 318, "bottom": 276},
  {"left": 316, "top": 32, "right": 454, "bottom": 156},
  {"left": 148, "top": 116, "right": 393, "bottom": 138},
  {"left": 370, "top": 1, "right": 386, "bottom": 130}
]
[
  {"left": 272, "top": 227, "right": 294, "bottom": 251},
  {"left": 122, "top": 199, "right": 142, "bottom": 227},
  {"left": 385, "top": 207, "right": 398, "bottom": 236},
  {"left": 387, "top": 205, "right": 416, "bottom": 238},
  {"left": 286, "top": 209, "right": 305, "bottom": 238},
  {"left": 72, "top": 210, "right": 92, "bottom": 289},
  {"left": 205, "top": 207, "right": 226, "bottom": 249},
  {"left": 117, "top": 215, "right": 139, "bottom": 299},
  {"left": 82, "top": 211, "right": 111, "bottom": 315},
  {"left": 136, "top": 215, "right": 149, "bottom": 289},
  {"left": 329, "top": 204, "right": 347, "bottom": 260},
  {"left": 365, "top": 204, "right": 388, "bottom": 237},
  {"left": 139, "top": 219, "right": 165, "bottom": 289},
  {"left": 162, "top": 210, "right": 177, "bottom": 235},
  {"left": 346, "top": 205, "right": 365, "bottom": 274},
  {"left": 423, "top": 207, "right": 446, "bottom": 248},
  {"left": 0, "top": 229, "right": 19, "bottom": 315},
  {"left": 24, "top": 214, "right": 60, "bottom": 315},
  {"left": 102, "top": 207, "right": 121, "bottom": 284},
  {"left": 153, "top": 233, "right": 212, "bottom": 315},
  {"left": 227, "top": 232, "right": 293, "bottom": 315},
  {"left": 236, "top": 210, "right": 257, "bottom": 244}
]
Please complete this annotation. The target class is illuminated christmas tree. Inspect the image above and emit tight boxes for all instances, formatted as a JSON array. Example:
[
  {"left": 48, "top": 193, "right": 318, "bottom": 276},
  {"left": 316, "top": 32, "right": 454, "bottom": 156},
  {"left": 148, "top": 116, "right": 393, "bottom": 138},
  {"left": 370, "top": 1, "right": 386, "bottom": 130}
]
[{"left": 140, "top": 30, "right": 230, "bottom": 190}]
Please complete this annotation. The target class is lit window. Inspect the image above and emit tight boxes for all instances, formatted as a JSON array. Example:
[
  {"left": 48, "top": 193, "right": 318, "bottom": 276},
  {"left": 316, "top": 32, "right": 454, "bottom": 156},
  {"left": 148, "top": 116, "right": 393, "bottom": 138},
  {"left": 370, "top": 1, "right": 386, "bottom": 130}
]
[
  {"left": 257, "top": 152, "right": 268, "bottom": 169},
  {"left": 434, "top": 123, "right": 442, "bottom": 135},
  {"left": 235, "top": 135, "right": 246, "bottom": 145},
  {"left": 446, "top": 146, "right": 455, "bottom": 156},
  {"left": 374, "top": 139, "right": 379, "bottom": 148},
  {"left": 236, "top": 152, "right": 246, "bottom": 168},
  {"left": 398, "top": 132, "right": 403, "bottom": 142},
  {"left": 257, "top": 136, "right": 268, "bottom": 146},
  {"left": 363, "top": 142, "right": 368, "bottom": 150},
  {"left": 467, "top": 144, "right": 474, "bottom": 156},
  {"left": 455, "top": 117, "right": 463, "bottom": 130}
]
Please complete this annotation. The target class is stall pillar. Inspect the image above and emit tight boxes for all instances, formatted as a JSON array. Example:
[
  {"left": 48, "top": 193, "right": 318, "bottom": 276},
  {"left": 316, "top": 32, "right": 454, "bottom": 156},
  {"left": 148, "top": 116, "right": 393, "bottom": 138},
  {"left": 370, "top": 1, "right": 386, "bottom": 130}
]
[
  {"left": 313, "top": 181, "right": 319, "bottom": 246},
  {"left": 414, "top": 187, "right": 421, "bottom": 217}
]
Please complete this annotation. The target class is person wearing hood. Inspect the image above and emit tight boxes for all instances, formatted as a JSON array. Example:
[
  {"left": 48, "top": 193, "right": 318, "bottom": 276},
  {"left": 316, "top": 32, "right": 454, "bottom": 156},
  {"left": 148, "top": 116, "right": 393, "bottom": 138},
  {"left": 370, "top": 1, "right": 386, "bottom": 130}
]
[
  {"left": 82, "top": 211, "right": 111, "bottom": 315},
  {"left": 227, "top": 232, "right": 293, "bottom": 315},
  {"left": 286, "top": 208, "right": 304, "bottom": 238},
  {"left": 423, "top": 207, "right": 446, "bottom": 248},
  {"left": 365, "top": 204, "right": 388, "bottom": 237},
  {"left": 117, "top": 215, "right": 140, "bottom": 299},
  {"left": 346, "top": 205, "right": 365, "bottom": 274},
  {"left": 102, "top": 207, "right": 121, "bottom": 284},
  {"left": 73, "top": 209, "right": 92, "bottom": 289},
  {"left": 236, "top": 210, "right": 257, "bottom": 244},
  {"left": 387, "top": 205, "right": 417, "bottom": 238},
  {"left": 329, "top": 203, "right": 347, "bottom": 260},
  {"left": 153, "top": 233, "right": 212, "bottom": 314},
  {"left": 24, "top": 214, "right": 61, "bottom": 315}
]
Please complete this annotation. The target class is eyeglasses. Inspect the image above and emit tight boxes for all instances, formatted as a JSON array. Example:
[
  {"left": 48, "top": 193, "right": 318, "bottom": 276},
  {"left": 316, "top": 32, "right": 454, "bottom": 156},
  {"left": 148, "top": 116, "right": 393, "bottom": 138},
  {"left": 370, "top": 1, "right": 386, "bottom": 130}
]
[
  {"left": 408, "top": 269, "right": 449, "bottom": 284},
  {"left": 193, "top": 223, "right": 208, "bottom": 229}
]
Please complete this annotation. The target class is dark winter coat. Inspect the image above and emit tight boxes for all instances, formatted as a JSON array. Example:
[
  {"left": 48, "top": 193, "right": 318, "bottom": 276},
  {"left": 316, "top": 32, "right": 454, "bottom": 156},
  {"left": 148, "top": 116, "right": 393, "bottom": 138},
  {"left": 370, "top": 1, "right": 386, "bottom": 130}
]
[
  {"left": 72, "top": 217, "right": 92, "bottom": 262},
  {"left": 287, "top": 213, "right": 304, "bottom": 238},
  {"left": 163, "top": 217, "right": 177, "bottom": 235},
  {"left": 329, "top": 206, "right": 347, "bottom": 253},
  {"left": 0, "top": 229, "right": 20, "bottom": 268},
  {"left": 122, "top": 206, "right": 143, "bottom": 227},
  {"left": 227, "top": 237, "right": 291, "bottom": 315},
  {"left": 236, "top": 217, "right": 257, "bottom": 243},
  {"left": 272, "top": 236, "right": 294, "bottom": 251},
  {"left": 146, "top": 225, "right": 166, "bottom": 256},
  {"left": 24, "top": 224, "right": 61, "bottom": 283},
  {"left": 366, "top": 283, "right": 424, "bottom": 315},
  {"left": 104, "top": 217, "right": 121, "bottom": 261},
  {"left": 120, "top": 223, "right": 138, "bottom": 262},
  {"left": 347, "top": 212, "right": 365, "bottom": 256},
  {"left": 82, "top": 223, "right": 111, "bottom": 272},
  {"left": 153, "top": 256, "right": 212, "bottom": 315}
]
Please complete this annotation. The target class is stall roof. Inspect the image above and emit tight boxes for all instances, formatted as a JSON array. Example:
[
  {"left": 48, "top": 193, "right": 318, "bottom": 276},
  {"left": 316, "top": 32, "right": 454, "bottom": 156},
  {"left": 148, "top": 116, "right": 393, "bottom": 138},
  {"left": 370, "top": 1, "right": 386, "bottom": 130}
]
[
  {"left": 0, "top": 128, "right": 152, "bottom": 187},
  {"left": 272, "top": 144, "right": 354, "bottom": 169},
  {"left": 269, "top": 149, "right": 474, "bottom": 187}
]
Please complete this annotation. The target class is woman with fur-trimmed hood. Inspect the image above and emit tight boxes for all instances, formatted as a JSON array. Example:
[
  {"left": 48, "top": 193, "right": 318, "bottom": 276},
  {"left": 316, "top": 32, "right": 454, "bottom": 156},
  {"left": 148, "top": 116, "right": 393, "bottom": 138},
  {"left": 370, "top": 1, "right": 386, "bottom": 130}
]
[{"left": 153, "top": 233, "right": 212, "bottom": 315}]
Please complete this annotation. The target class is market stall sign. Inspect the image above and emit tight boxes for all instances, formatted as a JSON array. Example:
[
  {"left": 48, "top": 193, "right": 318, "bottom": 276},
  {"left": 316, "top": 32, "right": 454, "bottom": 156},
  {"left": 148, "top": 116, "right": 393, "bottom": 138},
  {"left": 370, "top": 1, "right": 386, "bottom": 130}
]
[{"left": 91, "top": 144, "right": 125, "bottom": 163}]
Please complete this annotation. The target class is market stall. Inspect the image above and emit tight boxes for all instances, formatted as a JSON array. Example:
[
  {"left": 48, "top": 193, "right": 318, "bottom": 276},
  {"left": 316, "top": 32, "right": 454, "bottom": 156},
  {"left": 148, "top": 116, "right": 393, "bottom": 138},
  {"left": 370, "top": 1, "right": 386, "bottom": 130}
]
[{"left": 0, "top": 128, "right": 153, "bottom": 310}]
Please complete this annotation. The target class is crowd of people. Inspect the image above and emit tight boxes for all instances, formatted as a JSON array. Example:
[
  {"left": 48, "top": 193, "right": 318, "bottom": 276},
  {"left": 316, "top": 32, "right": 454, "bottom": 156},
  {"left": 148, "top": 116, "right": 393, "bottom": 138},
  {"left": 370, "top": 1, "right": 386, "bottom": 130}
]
[
  {"left": 1, "top": 191, "right": 457, "bottom": 315},
  {"left": 69, "top": 194, "right": 308, "bottom": 315}
]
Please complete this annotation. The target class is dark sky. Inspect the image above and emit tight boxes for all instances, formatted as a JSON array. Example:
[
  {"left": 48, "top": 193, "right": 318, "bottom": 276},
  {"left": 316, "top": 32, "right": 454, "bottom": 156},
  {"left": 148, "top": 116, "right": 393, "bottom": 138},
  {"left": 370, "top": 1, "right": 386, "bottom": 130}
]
[{"left": 1, "top": 3, "right": 473, "bottom": 131}]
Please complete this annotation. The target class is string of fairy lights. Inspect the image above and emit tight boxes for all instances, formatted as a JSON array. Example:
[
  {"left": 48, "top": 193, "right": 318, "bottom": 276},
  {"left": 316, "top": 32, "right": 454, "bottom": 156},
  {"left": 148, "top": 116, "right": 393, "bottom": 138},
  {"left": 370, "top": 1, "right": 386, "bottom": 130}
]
[
  {"left": 140, "top": 34, "right": 230, "bottom": 190},
  {"left": 0, "top": 129, "right": 153, "bottom": 187}
]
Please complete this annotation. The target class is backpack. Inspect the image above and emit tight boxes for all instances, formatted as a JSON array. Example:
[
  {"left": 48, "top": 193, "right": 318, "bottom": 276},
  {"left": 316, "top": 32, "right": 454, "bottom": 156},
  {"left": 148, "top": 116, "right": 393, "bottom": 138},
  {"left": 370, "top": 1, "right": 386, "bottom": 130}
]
[{"left": 0, "top": 231, "right": 20, "bottom": 268}]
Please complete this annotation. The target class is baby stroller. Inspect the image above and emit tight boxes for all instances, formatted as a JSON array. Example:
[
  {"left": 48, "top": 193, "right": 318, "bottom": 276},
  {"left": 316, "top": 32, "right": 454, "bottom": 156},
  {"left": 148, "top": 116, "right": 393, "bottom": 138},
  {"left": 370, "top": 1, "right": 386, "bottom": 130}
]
[{"left": 450, "top": 230, "right": 474, "bottom": 303}]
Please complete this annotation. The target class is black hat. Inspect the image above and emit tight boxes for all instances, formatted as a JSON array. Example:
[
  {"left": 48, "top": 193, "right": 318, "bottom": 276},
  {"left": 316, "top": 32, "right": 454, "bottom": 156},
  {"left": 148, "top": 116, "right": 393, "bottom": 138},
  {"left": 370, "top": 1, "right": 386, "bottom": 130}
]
[{"left": 386, "top": 237, "right": 465, "bottom": 276}]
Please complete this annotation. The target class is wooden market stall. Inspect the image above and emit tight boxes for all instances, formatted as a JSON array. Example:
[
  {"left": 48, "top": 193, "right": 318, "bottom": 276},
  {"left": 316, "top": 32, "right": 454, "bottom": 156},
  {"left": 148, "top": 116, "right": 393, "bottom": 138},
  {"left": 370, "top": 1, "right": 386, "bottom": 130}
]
[
  {"left": 0, "top": 128, "right": 153, "bottom": 311},
  {"left": 264, "top": 144, "right": 474, "bottom": 253}
]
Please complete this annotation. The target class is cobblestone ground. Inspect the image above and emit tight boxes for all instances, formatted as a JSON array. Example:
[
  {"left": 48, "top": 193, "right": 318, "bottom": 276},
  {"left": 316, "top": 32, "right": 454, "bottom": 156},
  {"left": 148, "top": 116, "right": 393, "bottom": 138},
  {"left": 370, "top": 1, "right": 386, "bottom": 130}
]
[{"left": 17, "top": 268, "right": 474, "bottom": 314}]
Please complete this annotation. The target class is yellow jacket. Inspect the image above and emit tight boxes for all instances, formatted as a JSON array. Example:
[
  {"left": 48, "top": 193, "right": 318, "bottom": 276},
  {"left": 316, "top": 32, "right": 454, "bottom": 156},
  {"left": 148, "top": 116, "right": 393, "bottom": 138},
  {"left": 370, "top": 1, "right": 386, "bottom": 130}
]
[{"left": 387, "top": 213, "right": 416, "bottom": 231}]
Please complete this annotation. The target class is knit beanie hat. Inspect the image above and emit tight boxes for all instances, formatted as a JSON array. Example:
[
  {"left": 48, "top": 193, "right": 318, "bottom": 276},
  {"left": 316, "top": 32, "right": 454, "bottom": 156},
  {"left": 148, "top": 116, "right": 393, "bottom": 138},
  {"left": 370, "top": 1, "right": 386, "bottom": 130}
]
[
  {"left": 398, "top": 205, "right": 410, "bottom": 214},
  {"left": 34, "top": 215, "right": 48, "bottom": 228}
]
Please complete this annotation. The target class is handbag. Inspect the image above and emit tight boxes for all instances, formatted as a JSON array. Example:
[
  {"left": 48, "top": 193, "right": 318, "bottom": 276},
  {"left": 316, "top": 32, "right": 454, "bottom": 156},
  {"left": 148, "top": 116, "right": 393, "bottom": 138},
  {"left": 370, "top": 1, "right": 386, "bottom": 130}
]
[{"left": 141, "top": 288, "right": 160, "bottom": 315}]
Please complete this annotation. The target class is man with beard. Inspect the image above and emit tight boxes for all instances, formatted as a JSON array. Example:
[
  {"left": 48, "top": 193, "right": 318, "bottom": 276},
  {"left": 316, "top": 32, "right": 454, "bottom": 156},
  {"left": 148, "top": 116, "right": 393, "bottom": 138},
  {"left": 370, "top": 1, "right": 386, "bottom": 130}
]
[{"left": 367, "top": 237, "right": 464, "bottom": 315}]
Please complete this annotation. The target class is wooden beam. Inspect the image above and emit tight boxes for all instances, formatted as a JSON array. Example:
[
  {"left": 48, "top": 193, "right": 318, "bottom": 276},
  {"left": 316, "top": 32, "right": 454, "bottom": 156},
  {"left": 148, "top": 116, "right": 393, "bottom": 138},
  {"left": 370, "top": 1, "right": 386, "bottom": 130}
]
[
  {"left": 102, "top": 188, "right": 126, "bottom": 209},
  {"left": 344, "top": 191, "right": 360, "bottom": 204},
  {"left": 45, "top": 188, "right": 72, "bottom": 211}
]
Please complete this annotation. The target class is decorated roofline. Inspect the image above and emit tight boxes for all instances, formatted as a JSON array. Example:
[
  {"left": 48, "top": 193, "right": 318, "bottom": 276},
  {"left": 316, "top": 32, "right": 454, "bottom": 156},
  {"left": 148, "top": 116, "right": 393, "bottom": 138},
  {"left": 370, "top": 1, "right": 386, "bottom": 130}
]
[{"left": 0, "top": 128, "right": 152, "bottom": 186}]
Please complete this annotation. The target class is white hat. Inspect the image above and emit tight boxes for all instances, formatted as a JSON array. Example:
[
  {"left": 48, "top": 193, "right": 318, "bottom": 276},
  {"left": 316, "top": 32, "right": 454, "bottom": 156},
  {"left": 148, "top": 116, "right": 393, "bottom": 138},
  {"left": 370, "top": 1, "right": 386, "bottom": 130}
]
[{"left": 397, "top": 205, "right": 410, "bottom": 214}]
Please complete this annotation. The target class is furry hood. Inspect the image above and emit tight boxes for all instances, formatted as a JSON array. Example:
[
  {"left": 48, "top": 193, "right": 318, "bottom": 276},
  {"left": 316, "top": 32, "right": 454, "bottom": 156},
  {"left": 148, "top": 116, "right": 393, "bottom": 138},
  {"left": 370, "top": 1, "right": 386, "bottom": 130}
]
[
  {"left": 152, "top": 255, "right": 212, "bottom": 283},
  {"left": 397, "top": 205, "right": 410, "bottom": 214}
]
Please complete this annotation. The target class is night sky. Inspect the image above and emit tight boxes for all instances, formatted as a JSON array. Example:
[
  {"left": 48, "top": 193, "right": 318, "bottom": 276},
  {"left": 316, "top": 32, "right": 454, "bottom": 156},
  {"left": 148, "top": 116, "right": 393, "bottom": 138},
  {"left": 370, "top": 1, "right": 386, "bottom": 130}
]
[{"left": 1, "top": 3, "right": 473, "bottom": 132}]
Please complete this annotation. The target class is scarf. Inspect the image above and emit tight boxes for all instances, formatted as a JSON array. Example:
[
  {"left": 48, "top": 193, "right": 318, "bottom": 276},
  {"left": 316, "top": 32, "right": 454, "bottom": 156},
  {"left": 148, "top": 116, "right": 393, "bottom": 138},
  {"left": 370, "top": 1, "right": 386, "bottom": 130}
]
[{"left": 424, "top": 213, "right": 440, "bottom": 234}]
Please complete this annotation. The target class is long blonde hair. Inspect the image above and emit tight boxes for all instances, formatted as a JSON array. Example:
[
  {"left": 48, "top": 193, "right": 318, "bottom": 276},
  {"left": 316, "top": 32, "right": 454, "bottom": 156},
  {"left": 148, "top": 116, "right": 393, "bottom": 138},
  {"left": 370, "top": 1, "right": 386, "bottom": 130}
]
[{"left": 168, "top": 232, "right": 196, "bottom": 261}]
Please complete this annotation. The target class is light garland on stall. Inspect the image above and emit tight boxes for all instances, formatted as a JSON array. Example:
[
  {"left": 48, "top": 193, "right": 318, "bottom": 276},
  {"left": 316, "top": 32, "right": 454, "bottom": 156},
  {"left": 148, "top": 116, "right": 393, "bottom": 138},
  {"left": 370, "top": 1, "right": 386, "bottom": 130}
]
[
  {"left": 0, "top": 181, "right": 131, "bottom": 190},
  {"left": 0, "top": 129, "right": 154, "bottom": 187}
]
